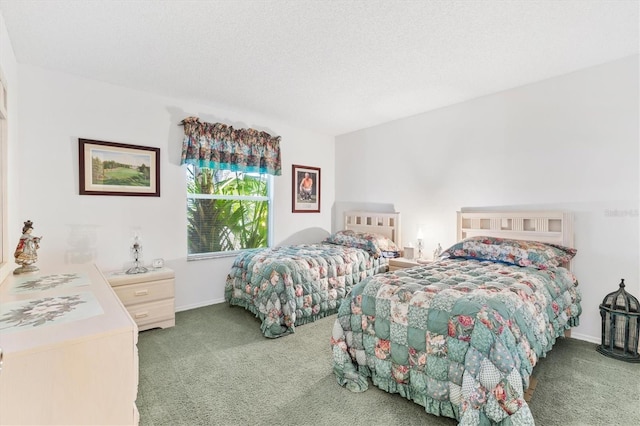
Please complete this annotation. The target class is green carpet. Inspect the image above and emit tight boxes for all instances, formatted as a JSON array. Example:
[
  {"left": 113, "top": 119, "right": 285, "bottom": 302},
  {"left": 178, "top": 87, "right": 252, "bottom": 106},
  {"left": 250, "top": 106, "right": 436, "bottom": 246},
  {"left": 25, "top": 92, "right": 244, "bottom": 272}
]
[{"left": 136, "top": 304, "right": 640, "bottom": 426}]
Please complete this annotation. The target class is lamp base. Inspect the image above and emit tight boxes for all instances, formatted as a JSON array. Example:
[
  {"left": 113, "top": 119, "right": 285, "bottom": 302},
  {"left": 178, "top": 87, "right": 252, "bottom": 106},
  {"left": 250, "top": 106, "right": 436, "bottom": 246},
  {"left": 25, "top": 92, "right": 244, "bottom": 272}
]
[{"left": 126, "top": 264, "right": 148, "bottom": 275}]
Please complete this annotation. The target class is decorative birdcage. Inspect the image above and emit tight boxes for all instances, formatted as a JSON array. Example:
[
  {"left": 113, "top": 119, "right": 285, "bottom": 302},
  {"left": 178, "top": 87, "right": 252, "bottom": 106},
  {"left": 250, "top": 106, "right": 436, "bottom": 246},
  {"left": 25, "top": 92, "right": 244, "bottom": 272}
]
[{"left": 597, "top": 279, "right": 640, "bottom": 362}]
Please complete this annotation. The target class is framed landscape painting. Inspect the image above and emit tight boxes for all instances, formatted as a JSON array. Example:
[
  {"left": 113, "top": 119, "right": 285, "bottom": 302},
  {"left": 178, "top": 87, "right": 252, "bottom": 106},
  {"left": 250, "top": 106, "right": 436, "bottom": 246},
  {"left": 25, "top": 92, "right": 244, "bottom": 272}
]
[
  {"left": 79, "top": 139, "right": 160, "bottom": 196},
  {"left": 292, "top": 164, "right": 320, "bottom": 213}
]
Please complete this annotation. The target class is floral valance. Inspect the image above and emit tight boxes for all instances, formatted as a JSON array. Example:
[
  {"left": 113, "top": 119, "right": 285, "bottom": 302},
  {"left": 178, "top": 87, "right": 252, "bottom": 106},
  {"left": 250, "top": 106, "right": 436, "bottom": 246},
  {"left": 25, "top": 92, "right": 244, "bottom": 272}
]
[{"left": 180, "top": 116, "right": 282, "bottom": 176}]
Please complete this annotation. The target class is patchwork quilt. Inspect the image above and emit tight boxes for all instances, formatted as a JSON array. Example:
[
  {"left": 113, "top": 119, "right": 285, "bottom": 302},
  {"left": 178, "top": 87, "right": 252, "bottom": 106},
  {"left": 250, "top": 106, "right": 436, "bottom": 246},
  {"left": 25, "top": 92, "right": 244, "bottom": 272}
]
[
  {"left": 331, "top": 258, "right": 581, "bottom": 425},
  {"left": 225, "top": 244, "right": 388, "bottom": 338}
]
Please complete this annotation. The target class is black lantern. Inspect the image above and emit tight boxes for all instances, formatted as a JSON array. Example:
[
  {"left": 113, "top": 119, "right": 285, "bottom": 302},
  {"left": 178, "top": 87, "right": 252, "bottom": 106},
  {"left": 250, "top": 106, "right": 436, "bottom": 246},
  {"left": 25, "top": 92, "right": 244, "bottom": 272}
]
[{"left": 597, "top": 279, "right": 640, "bottom": 362}]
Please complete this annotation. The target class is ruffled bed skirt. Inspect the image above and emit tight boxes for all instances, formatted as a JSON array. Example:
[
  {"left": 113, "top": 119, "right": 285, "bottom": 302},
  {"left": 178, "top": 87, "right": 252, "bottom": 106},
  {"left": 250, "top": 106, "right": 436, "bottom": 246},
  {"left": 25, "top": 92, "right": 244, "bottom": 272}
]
[{"left": 227, "top": 296, "right": 340, "bottom": 338}]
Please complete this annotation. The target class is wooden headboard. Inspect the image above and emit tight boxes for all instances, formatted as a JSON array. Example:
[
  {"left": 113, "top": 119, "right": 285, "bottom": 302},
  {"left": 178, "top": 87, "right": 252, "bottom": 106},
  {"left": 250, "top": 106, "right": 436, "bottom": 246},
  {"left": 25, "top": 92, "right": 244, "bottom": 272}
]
[
  {"left": 344, "top": 211, "right": 401, "bottom": 248},
  {"left": 457, "top": 210, "right": 574, "bottom": 269}
]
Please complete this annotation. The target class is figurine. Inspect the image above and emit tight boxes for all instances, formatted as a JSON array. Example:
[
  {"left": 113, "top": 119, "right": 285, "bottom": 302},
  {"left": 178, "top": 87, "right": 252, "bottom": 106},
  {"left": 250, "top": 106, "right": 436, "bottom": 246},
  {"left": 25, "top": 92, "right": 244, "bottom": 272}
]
[
  {"left": 433, "top": 243, "right": 443, "bottom": 260},
  {"left": 14, "top": 220, "right": 42, "bottom": 275}
]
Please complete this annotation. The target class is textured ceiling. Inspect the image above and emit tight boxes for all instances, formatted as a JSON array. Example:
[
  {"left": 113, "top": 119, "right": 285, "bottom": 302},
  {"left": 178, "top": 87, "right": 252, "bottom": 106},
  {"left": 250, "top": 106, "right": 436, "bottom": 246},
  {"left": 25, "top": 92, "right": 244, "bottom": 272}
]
[{"left": 0, "top": 0, "right": 638, "bottom": 136}]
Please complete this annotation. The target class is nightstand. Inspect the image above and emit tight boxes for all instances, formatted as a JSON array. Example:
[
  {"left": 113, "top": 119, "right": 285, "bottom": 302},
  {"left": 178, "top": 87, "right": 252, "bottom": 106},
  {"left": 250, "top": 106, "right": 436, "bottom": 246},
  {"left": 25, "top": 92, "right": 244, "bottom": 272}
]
[
  {"left": 105, "top": 267, "right": 175, "bottom": 331},
  {"left": 388, "top": 257, "right": 423, "bottom": 272}
]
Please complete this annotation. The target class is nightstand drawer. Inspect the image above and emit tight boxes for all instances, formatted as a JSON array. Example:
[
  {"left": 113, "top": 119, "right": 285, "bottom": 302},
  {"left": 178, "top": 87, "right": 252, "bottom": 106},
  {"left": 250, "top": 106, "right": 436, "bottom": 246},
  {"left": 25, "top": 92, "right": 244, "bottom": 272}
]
[
  {"left": 126, "top": 298, "right": 175, "bottom": 329},
  {"left": 105, "top": 267, "right": 176, "bottom": 331},
  {"left": 113, "top": 278, "right": 174, "bottom": 306}
]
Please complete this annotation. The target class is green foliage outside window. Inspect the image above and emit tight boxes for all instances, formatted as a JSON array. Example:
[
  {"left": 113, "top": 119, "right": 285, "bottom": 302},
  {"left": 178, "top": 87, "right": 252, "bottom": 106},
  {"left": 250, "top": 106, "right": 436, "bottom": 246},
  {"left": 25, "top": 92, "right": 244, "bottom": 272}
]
[{"left": 187, "top": 166, "right": 269, "bottom": 255}]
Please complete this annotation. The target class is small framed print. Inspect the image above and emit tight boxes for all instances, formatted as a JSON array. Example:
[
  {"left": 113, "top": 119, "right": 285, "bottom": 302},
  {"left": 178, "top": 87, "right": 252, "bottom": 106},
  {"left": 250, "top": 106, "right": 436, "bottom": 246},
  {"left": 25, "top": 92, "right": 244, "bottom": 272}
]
[
  {"left": 292, "top": 164, "right": 320, "bottom": 213},
  {"left": 79, "top": 139, "right": 160, "bottom": 197}
]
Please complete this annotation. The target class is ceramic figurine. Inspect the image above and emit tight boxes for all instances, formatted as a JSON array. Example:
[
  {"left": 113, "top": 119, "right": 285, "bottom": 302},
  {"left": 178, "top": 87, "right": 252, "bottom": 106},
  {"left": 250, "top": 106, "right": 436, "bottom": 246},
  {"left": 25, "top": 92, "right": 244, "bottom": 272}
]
[
  {"left": 14, "top": 220, "right": 42, "bottom": 275},
  {"left": 433, "top": 243, "right": 443, "bottom": 260}
]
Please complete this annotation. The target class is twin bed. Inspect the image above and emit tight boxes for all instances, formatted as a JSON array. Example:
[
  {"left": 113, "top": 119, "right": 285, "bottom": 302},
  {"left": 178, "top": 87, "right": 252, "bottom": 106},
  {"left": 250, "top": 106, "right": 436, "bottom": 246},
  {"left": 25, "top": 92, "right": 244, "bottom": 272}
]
[
  {"left": 224, "top": 210, "right": 582, "bottom": 425},
  {"left": 331, "top": 211, "right": 581, "bottom": 425},
  {"left": 225, "top": 211, "right": 401, "bottom": 338}
]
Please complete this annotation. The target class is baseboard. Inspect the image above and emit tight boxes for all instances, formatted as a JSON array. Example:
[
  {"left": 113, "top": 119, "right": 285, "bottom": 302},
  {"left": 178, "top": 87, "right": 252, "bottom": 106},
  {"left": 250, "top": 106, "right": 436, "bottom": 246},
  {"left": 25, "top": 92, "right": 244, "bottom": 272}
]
[
  {"left": 567, "top": 332, "right": 600, "bottom": 345},
  {"left": 175, "top": 297, "right": 225, "bottom": 312}
]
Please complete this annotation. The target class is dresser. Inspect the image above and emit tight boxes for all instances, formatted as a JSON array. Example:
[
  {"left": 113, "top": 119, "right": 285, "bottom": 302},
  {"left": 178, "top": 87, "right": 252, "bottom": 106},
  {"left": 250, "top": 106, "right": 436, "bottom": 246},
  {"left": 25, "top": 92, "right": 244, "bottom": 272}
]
[
  {"left": 0, "top": 264, "right": 139, "bottom": 425},
  {"left": 105, "top": 267, "right": 175, "bottom": 331}
]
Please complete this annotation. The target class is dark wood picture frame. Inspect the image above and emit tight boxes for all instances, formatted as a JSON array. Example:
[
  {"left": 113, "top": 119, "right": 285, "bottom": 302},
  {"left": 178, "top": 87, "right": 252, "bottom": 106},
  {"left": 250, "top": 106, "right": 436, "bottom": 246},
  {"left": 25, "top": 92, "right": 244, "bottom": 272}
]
[
  {"left": 79, "top": 138, "right": 160, "bottom": 197},
  {"left": 292, "top": 164, "right": 321, "bottom": 213}
]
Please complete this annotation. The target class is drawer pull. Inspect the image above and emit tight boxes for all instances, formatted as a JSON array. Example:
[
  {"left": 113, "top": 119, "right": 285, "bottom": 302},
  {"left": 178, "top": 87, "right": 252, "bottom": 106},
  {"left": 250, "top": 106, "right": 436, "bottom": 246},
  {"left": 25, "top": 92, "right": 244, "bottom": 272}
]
[
  {"left": 134, "top": 290, "right": 149, "bottom": 296},
  {"left": 135, "top": 312, "right": 149, "bottom": 319}
]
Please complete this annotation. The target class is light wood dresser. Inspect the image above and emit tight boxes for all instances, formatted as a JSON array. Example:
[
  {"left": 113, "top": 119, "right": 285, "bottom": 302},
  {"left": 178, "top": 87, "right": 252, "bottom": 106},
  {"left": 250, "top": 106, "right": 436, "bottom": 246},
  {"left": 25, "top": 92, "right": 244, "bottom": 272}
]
[
  {"left": 0, "top": 264, "right": 139, "bottom": 425},
  {"left": 105, "top": 267, "right": 175, "bottom": 331}
]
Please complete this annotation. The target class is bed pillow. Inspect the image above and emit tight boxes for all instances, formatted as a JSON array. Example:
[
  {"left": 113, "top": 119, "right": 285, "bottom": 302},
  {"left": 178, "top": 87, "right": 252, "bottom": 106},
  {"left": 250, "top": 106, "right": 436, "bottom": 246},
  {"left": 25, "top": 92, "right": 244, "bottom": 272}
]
[
  {"left": 323, "top": 230, "right": 400, "bottom": 258},
  {"left": 441, "top": 236, "right": 576, "bottom": 269}
]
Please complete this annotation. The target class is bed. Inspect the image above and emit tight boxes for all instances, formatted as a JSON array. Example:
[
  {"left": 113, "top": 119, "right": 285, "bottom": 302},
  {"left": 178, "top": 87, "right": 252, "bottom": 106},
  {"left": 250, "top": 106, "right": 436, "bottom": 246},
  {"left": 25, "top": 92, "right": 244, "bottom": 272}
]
[
  {"left": 225, "top": 211, "right": 401, "bottom": 338},
  {"left": 331, "top": 211, "right": 582, "bottom": 425}
]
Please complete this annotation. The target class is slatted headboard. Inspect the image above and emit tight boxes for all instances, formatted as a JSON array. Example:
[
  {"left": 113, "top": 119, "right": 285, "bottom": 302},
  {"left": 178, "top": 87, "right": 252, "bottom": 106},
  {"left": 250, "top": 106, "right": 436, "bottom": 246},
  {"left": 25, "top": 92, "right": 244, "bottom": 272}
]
[
  {"left": 457, "top": 210, "right": 574, "bottom": 269},
  {"left": 344, "top": 211, "right": 401, "bottom": 248}
]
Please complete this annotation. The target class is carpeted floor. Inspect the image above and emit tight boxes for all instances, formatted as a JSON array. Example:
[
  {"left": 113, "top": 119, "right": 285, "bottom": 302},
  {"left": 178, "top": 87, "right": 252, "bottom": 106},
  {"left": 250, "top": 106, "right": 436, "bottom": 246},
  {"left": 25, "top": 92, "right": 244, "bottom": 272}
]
[{"left": 136, "top": 304, "right": 640, "bottom": 426}]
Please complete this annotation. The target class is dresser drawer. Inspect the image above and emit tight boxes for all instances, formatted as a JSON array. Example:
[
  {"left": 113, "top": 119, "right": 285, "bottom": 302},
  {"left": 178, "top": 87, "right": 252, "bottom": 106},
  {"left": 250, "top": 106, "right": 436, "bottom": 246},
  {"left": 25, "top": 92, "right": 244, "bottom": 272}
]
[
  {"left": 126, "top": 298, "right": 174, "bottom": 329},
  {"left": 113, "top": 278, "right": 174, "bottom": 306}
]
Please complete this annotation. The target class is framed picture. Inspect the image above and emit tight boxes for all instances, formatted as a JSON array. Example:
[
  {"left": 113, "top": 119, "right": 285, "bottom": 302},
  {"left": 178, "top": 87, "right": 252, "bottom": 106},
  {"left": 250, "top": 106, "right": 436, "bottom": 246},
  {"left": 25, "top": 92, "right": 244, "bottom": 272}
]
[
  {"left": 79, "top": 139, "right": 160, "bottom": 197},
  {"left": 292, "top": 164, "right": 320, "bottom": 213}
]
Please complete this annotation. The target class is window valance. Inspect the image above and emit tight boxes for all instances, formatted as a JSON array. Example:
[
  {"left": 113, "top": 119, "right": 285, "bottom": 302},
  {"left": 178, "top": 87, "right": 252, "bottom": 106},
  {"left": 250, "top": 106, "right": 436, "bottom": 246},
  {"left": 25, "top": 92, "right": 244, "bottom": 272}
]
[{"left": 180, "top": 116, "right": 282, "bottom": 176}]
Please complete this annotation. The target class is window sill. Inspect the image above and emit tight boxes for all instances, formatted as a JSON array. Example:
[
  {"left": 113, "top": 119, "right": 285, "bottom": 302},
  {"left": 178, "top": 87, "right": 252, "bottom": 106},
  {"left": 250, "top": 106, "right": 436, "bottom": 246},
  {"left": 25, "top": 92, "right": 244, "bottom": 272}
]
[{"left": 187, "top": 251, "right": 242, "bottom": 262}]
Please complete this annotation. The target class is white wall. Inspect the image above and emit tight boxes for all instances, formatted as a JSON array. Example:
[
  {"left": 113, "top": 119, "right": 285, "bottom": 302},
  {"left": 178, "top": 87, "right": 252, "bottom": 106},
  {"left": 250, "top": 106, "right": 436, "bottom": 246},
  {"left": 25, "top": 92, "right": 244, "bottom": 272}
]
[
  {"left": 0, "top": 12, "right": 19, "bottom": 282},
  {"left": 335, "top": 56, "right": 640, "bottom": 344},
  {"left": 16, "top": 65, "right": 334, "bottom": 310}
]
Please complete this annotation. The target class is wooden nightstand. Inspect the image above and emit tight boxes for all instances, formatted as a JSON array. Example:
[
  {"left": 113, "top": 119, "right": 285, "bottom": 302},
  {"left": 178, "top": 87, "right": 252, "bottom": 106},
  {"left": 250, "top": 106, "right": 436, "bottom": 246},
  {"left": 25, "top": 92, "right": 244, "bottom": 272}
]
[
  {"left": 106, "top": 267, "right": 175, "bottom": 331},
  {"left": 388, "top": 257, "right": 423, "bottom": 271}
]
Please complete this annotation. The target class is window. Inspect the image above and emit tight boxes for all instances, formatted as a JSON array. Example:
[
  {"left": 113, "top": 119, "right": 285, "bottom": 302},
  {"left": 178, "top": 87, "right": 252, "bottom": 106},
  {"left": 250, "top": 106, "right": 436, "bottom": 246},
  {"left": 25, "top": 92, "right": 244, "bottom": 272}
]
[{"left": 186, "top": 165, "right": 272, "bottom": 259}]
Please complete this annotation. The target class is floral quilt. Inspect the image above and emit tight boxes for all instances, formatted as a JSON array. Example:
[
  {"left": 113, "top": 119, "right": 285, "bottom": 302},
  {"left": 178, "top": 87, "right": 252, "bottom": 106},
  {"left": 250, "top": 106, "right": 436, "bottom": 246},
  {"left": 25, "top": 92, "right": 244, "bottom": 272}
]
[
  {"left": 331, "top": 258, "right": 581, "bottom": 425},
  {"left": 225, "top": 244, "right": 388, "bottom": 338}
]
